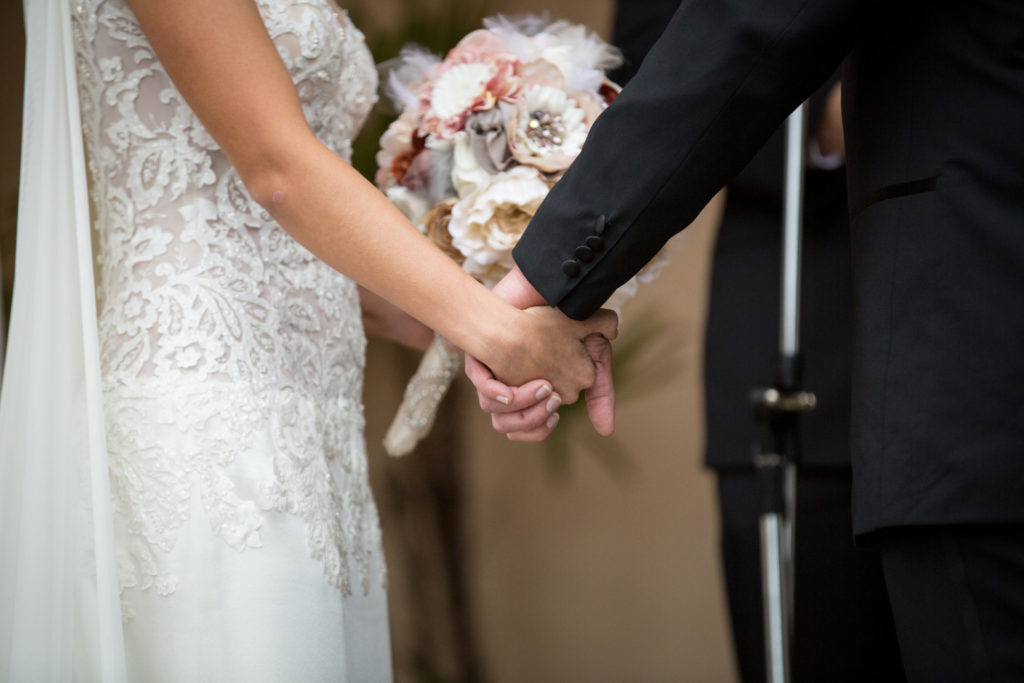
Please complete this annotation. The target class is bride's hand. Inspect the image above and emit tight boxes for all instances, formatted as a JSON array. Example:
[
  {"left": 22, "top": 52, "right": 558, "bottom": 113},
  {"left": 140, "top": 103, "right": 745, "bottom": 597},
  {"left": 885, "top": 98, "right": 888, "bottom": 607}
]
[
  {"left": 467, "top": 332, "right": 615, "bottom": 441},
  {"left": 479, "top": 306, "right": 617, "bottom": 407}
]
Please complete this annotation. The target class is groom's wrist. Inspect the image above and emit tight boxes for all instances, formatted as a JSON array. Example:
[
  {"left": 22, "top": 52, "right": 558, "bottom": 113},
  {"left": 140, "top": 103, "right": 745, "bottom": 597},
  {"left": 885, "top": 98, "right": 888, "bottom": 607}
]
[{"left": 494, "top": 266, "right": 548, "bottom": 310}]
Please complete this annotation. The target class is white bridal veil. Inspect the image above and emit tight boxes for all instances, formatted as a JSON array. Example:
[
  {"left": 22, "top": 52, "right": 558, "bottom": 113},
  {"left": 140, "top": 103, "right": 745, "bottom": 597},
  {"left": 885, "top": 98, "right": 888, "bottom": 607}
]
[{"left": 0, "top": 0, "right": 127, "bottom": 679}]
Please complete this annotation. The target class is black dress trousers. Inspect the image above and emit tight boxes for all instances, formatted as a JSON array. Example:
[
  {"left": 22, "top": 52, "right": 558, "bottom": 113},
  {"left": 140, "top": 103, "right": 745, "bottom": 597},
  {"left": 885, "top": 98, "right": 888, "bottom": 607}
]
[{"left": 874, "top": 525, "right": 1024, "bottom": 682}]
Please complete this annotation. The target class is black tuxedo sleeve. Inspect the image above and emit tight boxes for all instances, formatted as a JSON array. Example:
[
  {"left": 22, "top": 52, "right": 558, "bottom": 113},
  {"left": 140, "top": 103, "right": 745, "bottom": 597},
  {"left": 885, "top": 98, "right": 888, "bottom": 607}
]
[{"left": 513, "top": 0, "right": 872, "bottom": 319}]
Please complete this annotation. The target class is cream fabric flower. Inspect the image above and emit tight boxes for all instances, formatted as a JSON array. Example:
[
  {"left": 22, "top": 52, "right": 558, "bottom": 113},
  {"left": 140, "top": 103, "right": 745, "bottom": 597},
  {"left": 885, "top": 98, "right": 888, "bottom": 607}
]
[
  {"left": 385, "top": 185, "right": 430, "bottom": 227},
  {"left": 509, "top": 86, "right": 588, "bottom": 173},
  {"left": 451, "top": 131, "right": 493, "bottom": 198},
  {"left": 430, "top": 63, "right": 496, "bottom": 120},
  {"left": 374, "top": 110, "right": 417, "bottom": 187},
  {"left": 447, "top": 165, "right": 550, "bottom": 287}
]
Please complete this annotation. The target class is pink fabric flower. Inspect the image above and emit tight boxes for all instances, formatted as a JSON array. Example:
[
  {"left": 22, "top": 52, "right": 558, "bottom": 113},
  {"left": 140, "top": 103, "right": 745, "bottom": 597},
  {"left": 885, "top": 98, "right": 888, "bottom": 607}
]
[
  {"left": 418, "top": 57, "right": 521, "bottom": 140},
  {"left": 375, "top": 110, "right": 418, "bottom": 187},
  {"left": 445, "top": 30, "right": 514, "bottom": 65}
]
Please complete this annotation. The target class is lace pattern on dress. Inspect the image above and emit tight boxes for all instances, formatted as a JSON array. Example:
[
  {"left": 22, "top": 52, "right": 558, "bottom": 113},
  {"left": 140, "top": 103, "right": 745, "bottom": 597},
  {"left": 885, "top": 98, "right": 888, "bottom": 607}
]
[{"left": 72, "top": 0, "right": 384, "bottom": 607}]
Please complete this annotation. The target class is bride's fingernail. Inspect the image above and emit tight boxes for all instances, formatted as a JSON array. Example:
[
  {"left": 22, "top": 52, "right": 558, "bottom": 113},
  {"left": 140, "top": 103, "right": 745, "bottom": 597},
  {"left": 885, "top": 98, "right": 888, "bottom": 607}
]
[
  {"left": 545, "top": 396, "right": 561, "bottom": 413},
  {"left": 535, "top": 384, "right": 552, "bottom": 401},
  {"left": 546, "top": 413, "right": 560, "bottom": 430},
  {"left": 496, "top": 395, "right": 510, "bottom": 405}
]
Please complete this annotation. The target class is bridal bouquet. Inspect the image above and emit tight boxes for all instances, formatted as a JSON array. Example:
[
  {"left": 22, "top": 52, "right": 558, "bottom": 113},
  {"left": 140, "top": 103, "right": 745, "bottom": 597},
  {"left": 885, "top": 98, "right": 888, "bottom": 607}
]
[{"left": 376, "top": 15, "right": 665, "bottom": 455}]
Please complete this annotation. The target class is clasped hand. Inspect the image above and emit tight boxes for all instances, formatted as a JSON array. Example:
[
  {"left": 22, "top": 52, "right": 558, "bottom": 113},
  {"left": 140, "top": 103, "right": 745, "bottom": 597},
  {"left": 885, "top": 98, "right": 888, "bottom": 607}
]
[{"left": 465, "top": 268, "right": 617, "bottom": 442}]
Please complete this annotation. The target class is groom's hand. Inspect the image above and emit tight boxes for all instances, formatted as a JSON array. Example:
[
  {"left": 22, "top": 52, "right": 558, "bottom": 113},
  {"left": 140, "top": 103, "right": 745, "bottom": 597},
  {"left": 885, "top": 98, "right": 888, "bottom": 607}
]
[{"left": 465, "top": 266, "right": 617, "bottom": 439}]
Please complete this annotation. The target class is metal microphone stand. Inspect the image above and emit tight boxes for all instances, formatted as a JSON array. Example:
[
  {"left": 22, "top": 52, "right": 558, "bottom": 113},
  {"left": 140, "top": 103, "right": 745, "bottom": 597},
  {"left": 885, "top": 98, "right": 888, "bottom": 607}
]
[{"left": 750, "top": 103, "right": 817, "bottom": 683}]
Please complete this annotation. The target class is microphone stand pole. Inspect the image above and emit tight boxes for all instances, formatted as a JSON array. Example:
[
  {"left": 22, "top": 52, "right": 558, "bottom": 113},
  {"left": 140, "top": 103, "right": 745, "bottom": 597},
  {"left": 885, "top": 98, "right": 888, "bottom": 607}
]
[{"left": 750, "top": 103, "right": 817, "bottom": 683}]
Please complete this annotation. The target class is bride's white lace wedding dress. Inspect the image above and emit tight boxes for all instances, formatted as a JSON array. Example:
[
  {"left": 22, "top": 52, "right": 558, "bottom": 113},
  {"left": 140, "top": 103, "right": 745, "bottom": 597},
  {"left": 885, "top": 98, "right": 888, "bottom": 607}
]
[{"left": 67, "top": 0, "right": 392, "bottom": 679}]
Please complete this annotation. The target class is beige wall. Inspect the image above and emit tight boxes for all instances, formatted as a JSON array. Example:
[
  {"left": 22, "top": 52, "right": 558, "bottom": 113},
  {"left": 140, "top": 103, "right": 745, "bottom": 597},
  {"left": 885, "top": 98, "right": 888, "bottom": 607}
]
[
  {"left": 365, "top": 201, "right": 735, "bottom": 682},
  {"left": 468, "top": 209, "right": 733, "bottom": 683}
]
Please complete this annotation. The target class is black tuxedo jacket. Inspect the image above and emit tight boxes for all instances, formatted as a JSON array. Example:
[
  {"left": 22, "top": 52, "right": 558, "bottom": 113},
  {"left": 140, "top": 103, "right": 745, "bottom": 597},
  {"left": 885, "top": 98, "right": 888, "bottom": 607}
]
[{"left": 514, "top": 0, "right": 1024, "bottom": 534}]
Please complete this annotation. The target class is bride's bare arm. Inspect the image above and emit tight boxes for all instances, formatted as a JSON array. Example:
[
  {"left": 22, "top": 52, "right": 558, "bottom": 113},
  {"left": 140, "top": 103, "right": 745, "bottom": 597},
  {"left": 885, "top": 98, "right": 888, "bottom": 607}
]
[{"left": 123, "top": 0, "right": 616, "bottom": 401}]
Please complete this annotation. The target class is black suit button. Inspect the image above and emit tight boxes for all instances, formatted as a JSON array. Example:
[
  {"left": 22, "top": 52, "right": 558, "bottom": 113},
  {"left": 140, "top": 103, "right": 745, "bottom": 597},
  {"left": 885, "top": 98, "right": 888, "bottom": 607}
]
[
  {"left": 562, "top": 259, "right": 581, "bottom": 277},
  {"left": 575, "top": 245, "right": 594, "bottom": 262},
  {"left": 593, "top": 215, "right": 606, "bottom": 235},
  {"left": 585, "top": 235, "right": 604, "bottom": 252}
]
